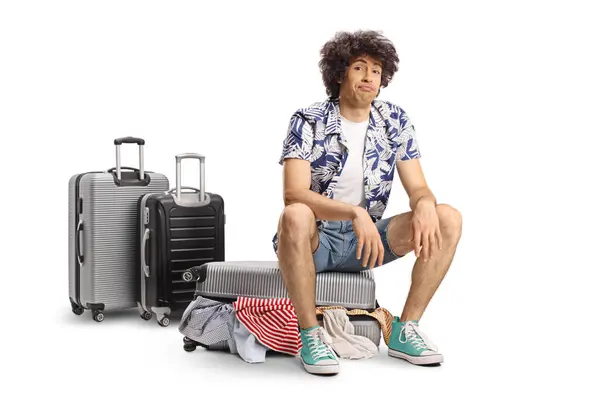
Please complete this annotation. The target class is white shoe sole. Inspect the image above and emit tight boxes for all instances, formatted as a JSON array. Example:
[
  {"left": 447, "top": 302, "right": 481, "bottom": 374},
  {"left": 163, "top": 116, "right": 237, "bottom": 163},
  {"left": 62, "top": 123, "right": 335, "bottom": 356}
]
[
  {"left": 388, "top": 348, "right": 444, "bottom": 365},
  {"left": 302, "top": 359, "right": 340, "bottom": 375}
]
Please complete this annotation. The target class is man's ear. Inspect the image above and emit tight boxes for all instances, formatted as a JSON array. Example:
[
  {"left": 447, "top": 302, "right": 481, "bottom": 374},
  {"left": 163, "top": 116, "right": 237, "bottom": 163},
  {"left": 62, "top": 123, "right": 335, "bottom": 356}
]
[{"left": 338, "top": 68, "right": 347, "bottom": 84}]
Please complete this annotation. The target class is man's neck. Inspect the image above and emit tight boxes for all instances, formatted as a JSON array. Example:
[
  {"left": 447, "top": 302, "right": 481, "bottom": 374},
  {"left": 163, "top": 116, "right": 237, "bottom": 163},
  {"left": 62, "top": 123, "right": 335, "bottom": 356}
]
[{"left": 339, "top": 98, "right": 371, "bottom": 123}]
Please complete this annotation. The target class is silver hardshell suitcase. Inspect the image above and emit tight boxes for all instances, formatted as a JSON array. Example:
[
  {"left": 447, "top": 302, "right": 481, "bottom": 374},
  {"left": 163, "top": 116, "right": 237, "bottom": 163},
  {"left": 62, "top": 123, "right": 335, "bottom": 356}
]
[{"left": 68, "top": 137, "right": 169, "bottom": 322}]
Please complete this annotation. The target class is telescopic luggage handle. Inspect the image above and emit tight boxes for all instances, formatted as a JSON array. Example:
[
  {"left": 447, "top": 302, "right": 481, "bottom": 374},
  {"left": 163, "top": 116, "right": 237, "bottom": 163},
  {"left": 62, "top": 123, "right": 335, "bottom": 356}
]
[
  {"left": 174, "top": 153, "right": 206, "bottom": 203},
  {"left": 114, "top": 137, "right": 145, "bottom": 180}
]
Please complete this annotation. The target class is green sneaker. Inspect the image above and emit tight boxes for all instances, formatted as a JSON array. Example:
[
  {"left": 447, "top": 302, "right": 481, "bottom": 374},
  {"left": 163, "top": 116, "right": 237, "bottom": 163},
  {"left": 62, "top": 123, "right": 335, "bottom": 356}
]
[
  {"left": 388, "top": 318, "right": 444, "bottom": 365},
  {"left": 300, "top": 326, "right": 339, "bottom": 375}
]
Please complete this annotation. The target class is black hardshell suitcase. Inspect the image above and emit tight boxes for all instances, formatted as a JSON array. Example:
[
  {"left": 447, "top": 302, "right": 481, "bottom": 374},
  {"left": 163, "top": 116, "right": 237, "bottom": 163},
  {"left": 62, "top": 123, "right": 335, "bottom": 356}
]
[{"left": 137, "top": 153, "right": 225, "bottom": 327}]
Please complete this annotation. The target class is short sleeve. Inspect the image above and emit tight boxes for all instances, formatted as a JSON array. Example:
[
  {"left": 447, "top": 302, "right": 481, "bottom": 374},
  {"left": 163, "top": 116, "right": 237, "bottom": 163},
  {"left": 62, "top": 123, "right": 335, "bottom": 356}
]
[
  {"left": 278, "top": 112, "right": 315, "bottom": 165},
  {"left": 396, "top": 110, "right": 421, "bottom": 161}
]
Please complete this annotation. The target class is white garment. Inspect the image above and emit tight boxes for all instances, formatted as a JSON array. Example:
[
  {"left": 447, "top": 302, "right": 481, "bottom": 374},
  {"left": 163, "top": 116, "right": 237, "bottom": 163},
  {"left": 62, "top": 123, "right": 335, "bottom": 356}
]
[
  {"left": 321, "top": 309, "right": 378, "bottom": 360},
  {"left": 227, "top": 312, "right": 268, "bottom": 364},
  {"left": 332, "top": 116, "right": 368, "bottom": 207}
]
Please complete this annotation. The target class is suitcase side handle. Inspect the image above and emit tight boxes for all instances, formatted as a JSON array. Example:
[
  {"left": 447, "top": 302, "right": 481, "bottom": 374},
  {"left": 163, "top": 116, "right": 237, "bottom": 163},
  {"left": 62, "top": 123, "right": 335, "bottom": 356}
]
[
  {"left": 76, "top": 220, "right": 84, "bottom": 265},
  {"left": 141, "top": 228, "right": 150, "bottom": 278},
  {"left": 174, "top": 153, "right": 206, "bottom": 204},
  {"left": 114, "top": 137, "right": 145, "bottom": 181}
]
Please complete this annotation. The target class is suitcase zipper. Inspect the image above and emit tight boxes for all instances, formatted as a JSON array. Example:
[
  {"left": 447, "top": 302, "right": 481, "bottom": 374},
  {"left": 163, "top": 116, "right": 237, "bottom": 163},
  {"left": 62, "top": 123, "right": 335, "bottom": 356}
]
[
  {"left": 73, "top": 172, "right": 88, "bottom": 309},
  {"left": 73, "top": 171, "right": 102, "bottom": 309},
  {"left": 139, "top": 193, "right": 152, "bottom": 314}
]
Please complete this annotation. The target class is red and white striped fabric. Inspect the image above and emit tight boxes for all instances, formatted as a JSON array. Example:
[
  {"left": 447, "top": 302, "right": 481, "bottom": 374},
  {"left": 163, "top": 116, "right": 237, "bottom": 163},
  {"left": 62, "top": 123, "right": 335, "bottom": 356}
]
[{"left": 233, "top": 297, "right": 301, "bottom": 356}]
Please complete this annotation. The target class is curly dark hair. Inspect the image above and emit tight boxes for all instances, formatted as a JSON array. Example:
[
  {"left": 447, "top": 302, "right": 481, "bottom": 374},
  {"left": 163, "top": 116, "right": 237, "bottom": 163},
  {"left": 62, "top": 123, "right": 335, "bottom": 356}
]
[{"left": 319, "top": 30, "right": 399, "bottom": 99}]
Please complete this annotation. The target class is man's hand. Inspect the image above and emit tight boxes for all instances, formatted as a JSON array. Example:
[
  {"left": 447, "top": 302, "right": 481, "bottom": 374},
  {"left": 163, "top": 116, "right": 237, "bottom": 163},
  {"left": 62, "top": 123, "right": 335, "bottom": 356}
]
[
  {"left": 352, "top": 207, "right": 384, "bottom": 269},
  {"left": 411, "top": 199, "right": 442, "bottom": 261}
]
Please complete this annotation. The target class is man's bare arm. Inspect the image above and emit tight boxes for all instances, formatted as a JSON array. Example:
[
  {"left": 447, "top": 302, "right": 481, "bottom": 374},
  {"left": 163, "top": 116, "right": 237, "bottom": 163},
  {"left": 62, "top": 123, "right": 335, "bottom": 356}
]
[
  {"left": 397, "top": 158, "right": 437, "bottom": 210},
  {"left": 282, "top": 158, "right": 361, "bottom": 221}
]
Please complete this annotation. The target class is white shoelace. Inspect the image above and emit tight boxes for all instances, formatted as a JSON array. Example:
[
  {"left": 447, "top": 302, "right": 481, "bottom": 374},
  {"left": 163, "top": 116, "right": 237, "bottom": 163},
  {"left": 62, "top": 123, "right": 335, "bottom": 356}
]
[
  {"left": 399, "top": 321, "right": 438, "bottom": 352},
  {"left": 306, "top": 328, "right": 334, "bottom": 360}
]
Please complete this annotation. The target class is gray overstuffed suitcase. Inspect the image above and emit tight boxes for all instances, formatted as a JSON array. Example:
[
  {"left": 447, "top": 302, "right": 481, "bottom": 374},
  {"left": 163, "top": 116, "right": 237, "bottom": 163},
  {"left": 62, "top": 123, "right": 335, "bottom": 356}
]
[{"left": 180, "top": 260, "right": 382, "bottom": 349}]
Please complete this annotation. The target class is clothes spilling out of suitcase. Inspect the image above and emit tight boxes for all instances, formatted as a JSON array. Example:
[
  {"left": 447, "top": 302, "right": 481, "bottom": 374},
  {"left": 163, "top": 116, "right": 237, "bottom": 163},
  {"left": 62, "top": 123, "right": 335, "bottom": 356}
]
[{"left": 68, "top": 137, "right": 396, "bottom": 370}]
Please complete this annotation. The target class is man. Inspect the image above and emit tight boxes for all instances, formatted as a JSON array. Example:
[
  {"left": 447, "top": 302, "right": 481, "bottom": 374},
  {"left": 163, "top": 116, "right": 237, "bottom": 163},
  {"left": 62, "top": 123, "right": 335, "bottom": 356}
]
[{"left": 272, "top": 30, "right": 462, "bottom": 375}]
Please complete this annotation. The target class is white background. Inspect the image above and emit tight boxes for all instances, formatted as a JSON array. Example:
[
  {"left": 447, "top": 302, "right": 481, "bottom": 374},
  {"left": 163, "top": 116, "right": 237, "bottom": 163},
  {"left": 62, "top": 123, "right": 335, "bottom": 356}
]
[{"left": 2, "top": 0, "right": 599, "bottom": 398}]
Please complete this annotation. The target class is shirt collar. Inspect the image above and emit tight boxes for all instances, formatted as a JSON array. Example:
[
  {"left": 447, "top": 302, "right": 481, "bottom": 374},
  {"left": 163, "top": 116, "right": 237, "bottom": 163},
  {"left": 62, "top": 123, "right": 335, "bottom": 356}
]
[{"left": 325, "top": 98, "right": 389, "bottom": 136}]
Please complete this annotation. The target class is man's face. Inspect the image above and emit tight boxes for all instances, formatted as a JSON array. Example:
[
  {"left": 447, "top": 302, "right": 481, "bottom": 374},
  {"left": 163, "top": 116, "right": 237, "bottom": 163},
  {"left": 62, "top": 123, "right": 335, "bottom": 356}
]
[{"left": 339, "top": 55, "right": 383, "bottom": 105}]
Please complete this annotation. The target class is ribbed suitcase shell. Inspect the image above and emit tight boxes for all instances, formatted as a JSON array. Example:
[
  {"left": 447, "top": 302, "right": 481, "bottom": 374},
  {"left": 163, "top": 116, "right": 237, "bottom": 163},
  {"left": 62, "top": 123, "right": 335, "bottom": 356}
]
[
  {"left": 68, "top": 171, "right": 169, "bottom": 319},
  {"left": 185, "top": 260, "right": 377, "bottom": 310}
]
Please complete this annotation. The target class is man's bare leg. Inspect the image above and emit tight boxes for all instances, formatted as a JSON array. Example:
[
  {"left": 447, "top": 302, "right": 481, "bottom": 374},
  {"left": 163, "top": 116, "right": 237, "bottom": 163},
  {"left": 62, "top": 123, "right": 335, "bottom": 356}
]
[
  {"left": 275, "top": 203, "right": 320, "bottom": 329},
  {"left": 276, "top": 203, "right": 340, "bottom": 374},
  {"left": 386, "top": 204, "right": 463, "bottom": 322}
]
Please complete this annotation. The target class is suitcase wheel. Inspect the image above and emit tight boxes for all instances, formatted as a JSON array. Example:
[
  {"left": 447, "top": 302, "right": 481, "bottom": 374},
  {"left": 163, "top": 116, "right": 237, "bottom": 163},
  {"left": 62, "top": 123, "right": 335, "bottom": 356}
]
[
  {"left": 93, "top": 311, "right": 104, "bottom": 323},
  {"left": 183, "top": 337, "right": 197, "bottom": 352},
  {"left": 70, "top": 299, "right": 84, "bottom": 316},
  {"left": 158, "top": 316, "right": 170, "bottom": 327},
  {"left": 72, "top": 306, "right": 84, "bottom": 316},
  {"left": 140, "top": 311, "right": 152, "bottom": 321}
]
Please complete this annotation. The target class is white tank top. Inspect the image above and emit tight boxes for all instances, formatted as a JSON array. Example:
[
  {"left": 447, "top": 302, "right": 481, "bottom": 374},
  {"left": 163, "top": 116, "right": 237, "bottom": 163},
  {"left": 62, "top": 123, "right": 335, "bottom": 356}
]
[{"left": 333, "top": 116, "right": 368, "bottom": 207}]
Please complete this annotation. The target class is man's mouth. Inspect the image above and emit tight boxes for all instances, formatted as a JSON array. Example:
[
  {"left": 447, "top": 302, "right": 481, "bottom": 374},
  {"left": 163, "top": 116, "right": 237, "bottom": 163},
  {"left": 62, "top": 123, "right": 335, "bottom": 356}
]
[{"left": 358, "top": 85, "right": 375, "bottom": 92}]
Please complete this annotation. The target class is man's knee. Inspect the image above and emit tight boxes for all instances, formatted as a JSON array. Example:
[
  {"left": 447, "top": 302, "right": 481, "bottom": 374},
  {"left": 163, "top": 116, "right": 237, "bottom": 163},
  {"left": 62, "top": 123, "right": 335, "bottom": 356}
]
[
  {"left": 385, "top": 213, "right": 415, "bottom": 257},
  {"left": 278, "top": 203, "right": 315, "bottom": 238},
  {"left": 436, "top": 204, "right": 462, "bottom": 242}
]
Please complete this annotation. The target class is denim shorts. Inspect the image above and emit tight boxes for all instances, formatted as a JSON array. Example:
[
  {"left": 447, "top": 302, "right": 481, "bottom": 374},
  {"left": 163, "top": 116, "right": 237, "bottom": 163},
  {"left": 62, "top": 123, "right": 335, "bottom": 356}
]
[{"left": 273, "top": 217, "right": 403, "bottom": 273}]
